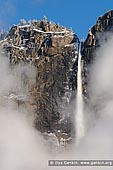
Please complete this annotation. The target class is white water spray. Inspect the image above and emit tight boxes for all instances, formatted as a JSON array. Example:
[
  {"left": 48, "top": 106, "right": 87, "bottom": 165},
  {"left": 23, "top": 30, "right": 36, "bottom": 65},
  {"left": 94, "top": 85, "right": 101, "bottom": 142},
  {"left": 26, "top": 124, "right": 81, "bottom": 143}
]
[{"left": 75, "top": 49, "right": 85, "bottom": 145}]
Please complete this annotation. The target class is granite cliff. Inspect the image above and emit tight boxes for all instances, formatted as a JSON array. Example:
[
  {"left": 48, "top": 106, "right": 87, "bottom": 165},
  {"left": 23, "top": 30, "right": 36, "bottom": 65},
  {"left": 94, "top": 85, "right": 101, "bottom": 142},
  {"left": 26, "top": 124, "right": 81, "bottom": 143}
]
[
  {"left": 0, "top": 17, "right": 79, "bottom": 144},
  {"left": 82, "top": 10, "right": 113, "bottom": 98}
]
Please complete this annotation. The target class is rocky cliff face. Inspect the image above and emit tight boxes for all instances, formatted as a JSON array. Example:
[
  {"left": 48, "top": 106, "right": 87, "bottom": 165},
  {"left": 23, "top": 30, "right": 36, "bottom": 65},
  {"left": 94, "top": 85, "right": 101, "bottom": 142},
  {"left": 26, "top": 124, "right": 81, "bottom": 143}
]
[
  {"left": 81, "top": 10, "right": 113, "bottom": 98},
  {"left": 1, "top": 10, "right": 112, "bottom": 145},
  {"left": 0, "top": 17, "right": 79, "bottom": 144}
]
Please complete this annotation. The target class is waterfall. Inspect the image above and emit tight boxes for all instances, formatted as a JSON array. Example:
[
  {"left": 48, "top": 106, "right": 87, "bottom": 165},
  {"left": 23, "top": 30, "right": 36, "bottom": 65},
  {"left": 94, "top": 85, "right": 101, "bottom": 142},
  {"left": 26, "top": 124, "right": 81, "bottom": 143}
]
[{"left": 75, "top": 50, "right": 85, "bottom": 145}]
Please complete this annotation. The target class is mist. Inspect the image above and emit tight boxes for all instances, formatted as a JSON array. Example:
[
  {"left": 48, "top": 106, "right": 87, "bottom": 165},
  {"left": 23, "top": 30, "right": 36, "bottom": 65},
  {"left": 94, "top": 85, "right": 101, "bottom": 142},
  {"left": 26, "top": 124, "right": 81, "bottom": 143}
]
[
  {"left": 52, "top": 33, "right": 113, "bottom": 170},
  {"left": 0, "top": 52, "right": 50, "bottom": 170},
  {"left": 73, "top": 33, "right": 113, "bottom": 169},
  {"left": 0, "top": 33, "right": 113, "bottom": 170}
]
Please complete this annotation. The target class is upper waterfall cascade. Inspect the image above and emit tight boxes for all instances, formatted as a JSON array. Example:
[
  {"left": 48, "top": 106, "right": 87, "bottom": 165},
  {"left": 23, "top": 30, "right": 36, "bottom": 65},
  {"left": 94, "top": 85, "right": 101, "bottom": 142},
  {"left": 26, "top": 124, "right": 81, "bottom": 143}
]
[{"left": 75, "top": 47, "right": 85, "bottom": 145}]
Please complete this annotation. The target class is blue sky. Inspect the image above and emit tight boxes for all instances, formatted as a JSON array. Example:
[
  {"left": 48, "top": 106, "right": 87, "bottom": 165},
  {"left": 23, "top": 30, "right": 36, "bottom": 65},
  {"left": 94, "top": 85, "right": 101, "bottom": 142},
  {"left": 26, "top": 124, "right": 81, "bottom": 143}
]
[{"left": 0, "top": 0, "right": 113, "bottom": 39}]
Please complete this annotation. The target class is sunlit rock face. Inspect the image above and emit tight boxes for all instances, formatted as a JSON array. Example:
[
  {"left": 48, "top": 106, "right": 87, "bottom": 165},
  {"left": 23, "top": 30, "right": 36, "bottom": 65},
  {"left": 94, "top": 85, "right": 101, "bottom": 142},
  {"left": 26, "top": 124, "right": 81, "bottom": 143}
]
[
  {"left": 0, "top": 17, "right": 79, "bottom": 143},
  {"left": 81, "top": 10, "right": 113, "bottom": 98}
]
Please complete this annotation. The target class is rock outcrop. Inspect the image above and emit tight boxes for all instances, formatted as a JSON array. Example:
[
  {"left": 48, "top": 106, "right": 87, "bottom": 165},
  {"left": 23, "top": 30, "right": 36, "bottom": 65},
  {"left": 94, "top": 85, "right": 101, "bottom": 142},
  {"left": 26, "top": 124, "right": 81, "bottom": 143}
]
[
  {"left": 0, "top": 17, "right": 79, "bottom": 144},
  {"left": 81, "top": 10, "right": 113, "bottom": 97}
]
